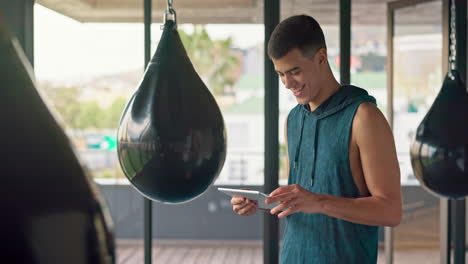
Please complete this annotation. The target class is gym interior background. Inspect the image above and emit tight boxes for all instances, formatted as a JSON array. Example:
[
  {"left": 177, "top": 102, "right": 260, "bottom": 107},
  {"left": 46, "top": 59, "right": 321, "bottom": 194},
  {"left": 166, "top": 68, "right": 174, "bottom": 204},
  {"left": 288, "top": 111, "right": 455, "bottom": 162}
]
[{"left": 0, "top": 0, "right": 466, "bottom": 263}]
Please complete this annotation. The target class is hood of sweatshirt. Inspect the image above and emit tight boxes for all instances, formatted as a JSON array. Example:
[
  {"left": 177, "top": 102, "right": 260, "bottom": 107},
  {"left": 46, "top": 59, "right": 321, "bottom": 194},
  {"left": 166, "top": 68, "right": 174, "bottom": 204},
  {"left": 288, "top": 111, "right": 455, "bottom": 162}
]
[
  {"left": 291, "top": 85, "right": 376, "bottom": 185},
  {"left": 299, "top": 85, "right": 376, "bottom": 119}
]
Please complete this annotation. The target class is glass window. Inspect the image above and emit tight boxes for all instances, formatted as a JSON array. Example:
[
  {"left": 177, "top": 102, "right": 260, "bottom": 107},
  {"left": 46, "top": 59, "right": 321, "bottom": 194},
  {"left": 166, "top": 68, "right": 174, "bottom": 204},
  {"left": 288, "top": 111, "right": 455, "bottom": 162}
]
[
  {"left": 390, "top": 0, "right": 443, "bottom": 261},
  {"left": 35, "top": 3, "right": 265, "bottom": 262}
]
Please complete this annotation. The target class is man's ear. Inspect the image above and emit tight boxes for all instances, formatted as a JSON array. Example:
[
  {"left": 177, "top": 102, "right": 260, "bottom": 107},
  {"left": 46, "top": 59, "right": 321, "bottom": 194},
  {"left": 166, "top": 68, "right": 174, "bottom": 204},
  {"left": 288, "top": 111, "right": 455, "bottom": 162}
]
[{"left": 316, "top": 48, "right": 327, "bottom": 65}]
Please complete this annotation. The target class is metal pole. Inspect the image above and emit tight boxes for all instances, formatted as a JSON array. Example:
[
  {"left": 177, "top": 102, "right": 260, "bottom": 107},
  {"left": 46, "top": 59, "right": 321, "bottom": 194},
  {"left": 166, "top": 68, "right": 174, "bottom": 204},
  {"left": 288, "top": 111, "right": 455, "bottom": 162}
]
[
  {"left": 384, "top": 227, "right": 394, "bottom": 264},
  {"left": 440, "top": 2, "right": 451, "bottom": 264},
  {"left": 440, "top": 198, "right": 451, "bottom": 264},
  {"left": 452, "top": 199, "right": 466, "bottom": 264},
  {"left": 385, "top": 5, "right": 394, "bottom": 264},
  {"left": 339, "top": 0, "right": 351, "bottom": 85},
  {"left": 452, "top": 1, "right": 467, "bottom": 261},
  {"left": 386, "top": 6, "right": 394, "bottom": 133},
  {"left": 263, "top": 0, "right": 280, "bottom": 264},
  {"left": 144, "top": 0, "right": 152, "bottom": 263}
]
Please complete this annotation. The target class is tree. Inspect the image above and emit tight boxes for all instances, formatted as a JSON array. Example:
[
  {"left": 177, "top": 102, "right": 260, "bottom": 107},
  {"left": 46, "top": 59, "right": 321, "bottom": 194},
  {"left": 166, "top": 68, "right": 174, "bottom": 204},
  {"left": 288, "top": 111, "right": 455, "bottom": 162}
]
[
  {"left": 39, "top": 82, "right": 83, "bottom": 128},
  {"left": 179, "top": 26, "right": 240, "bottom": 96},
  {"left": 39, "top": 82, "right": 127, "bottom": 130},
  {"left": 74, "top": 101, "right": 102, "bottom": 129},
  {"left": 102, "top": 96, "right": 128, "bottom": 128}
]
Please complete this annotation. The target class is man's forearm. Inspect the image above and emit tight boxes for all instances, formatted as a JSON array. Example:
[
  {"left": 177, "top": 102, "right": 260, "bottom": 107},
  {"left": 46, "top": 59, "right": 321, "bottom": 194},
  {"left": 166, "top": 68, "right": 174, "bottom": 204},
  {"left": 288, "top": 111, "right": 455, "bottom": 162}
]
[{"left": 318, "top": 194, "right": 402, "bottom": 227}]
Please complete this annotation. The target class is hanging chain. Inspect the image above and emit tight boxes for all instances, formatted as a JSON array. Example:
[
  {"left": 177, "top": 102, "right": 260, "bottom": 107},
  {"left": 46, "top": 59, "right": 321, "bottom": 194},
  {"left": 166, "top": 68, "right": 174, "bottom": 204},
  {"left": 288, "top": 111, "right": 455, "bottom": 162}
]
[
  {"left": 167, "top": 0, "right": 174, "bottom": 14},
  {"left": 449, "top": 0, "right": 456, "bottom": 71},
  {"left": 163, "top": 0, "right": 177, "bottom": 28}
]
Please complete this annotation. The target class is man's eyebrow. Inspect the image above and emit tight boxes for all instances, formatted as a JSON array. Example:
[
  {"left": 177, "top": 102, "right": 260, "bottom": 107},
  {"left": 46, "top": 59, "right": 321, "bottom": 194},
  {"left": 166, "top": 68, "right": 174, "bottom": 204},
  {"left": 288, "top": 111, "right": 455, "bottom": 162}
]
[{"left": 276, "top": 66, "right": 300, "bottom": 75}]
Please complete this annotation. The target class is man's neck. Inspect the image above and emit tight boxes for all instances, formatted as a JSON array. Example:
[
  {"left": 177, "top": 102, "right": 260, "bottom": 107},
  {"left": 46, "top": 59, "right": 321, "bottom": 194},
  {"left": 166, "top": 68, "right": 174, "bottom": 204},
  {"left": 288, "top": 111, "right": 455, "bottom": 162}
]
[{"left": 308, "top": 80, "right": 341, "bottom": 112}]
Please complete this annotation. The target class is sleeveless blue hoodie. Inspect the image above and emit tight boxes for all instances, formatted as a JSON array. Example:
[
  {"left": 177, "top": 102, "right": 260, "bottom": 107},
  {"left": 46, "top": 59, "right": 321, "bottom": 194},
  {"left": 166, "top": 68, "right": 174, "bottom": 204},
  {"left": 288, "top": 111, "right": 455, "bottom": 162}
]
[{"left": 280, "top": 85, "right": 379, "bottom": 264}]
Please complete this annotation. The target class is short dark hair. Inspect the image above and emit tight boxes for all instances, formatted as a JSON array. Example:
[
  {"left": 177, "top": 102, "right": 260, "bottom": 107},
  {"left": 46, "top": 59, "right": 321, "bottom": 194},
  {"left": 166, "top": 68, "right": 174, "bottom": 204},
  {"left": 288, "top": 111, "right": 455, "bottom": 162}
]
[{"left": 267, "top": 15, "right": 327, "bottom": 59}]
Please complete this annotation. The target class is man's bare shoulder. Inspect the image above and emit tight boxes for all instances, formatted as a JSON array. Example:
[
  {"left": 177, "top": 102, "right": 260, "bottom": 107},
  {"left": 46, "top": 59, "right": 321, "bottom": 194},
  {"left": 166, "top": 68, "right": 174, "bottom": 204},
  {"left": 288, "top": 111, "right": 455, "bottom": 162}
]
[
  {"left": 351, "top": 101, "right": 393, "bottom": 148},
  {"left": 353, "top": 102, "right": 389, "bottom": 129},
  {"left": 355, "top": 101, "right": 383, "bottom": 119}
]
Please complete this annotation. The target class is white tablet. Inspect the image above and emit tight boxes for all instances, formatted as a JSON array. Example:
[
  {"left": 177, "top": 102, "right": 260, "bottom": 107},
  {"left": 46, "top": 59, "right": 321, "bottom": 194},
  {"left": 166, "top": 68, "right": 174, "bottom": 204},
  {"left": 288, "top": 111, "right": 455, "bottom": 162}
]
[{"left": 218, "top": 187, "right": 279, "bottom": 210}]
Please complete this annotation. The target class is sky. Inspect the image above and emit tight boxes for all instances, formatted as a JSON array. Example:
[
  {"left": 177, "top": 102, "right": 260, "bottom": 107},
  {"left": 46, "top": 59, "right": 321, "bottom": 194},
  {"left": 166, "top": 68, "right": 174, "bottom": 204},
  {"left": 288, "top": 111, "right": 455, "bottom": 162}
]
[{"left": 34, "top": 4, "right": 263, "bottom": 82}]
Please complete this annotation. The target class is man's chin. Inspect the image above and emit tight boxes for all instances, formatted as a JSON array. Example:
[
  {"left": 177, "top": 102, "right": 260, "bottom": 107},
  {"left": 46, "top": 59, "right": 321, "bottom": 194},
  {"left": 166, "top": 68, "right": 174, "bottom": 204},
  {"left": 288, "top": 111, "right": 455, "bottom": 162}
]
[{"left": 296, "top": 99, "right": 307, "bottom": 105}]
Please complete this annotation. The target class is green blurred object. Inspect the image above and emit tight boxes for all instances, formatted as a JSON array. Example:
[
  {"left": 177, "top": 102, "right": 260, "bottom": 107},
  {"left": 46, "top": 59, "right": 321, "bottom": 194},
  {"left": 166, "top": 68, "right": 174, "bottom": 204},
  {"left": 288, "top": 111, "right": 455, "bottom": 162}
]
[
  {"left": 104, "top": 136, "right": 117, "bottom": 150},
  {"left": 351, "top": 71, "right": 386, "bottom": 89},
  {"left": 86, "top": 135, "right": 117, "bottom": 151}
]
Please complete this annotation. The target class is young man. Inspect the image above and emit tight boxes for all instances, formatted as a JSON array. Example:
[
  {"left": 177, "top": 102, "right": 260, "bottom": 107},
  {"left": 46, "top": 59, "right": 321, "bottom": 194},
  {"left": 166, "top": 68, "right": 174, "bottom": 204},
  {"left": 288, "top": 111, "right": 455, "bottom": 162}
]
[{"left": 231, "top": 15, "right": 402, "bottom": 263}]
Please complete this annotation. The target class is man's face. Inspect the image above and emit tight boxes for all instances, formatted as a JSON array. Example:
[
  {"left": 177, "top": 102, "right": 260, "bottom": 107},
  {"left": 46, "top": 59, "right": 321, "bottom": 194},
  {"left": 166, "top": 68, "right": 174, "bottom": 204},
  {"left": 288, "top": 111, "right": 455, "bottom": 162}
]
[{"left": 272, "top": 48, "right": 325, "bottom": 105}]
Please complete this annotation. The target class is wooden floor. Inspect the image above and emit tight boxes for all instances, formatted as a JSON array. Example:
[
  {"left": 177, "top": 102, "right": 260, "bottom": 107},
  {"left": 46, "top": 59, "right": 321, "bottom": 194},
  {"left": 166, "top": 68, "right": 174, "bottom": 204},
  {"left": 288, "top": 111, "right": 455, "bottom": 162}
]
[
  {"left": 118, "top": 240, "right": 262, "bottom": 264},
  {"left": 116, "top": 239, "right": 466, "bottom": 264}
]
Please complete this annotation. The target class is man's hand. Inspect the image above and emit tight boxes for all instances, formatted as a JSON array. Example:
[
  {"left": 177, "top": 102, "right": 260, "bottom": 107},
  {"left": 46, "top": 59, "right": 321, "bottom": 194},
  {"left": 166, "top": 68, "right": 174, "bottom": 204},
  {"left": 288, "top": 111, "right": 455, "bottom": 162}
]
[
  {"left": 266, "top": 184, "right": 324, "bottom": 218},
  {"left": 231, "top": 196, "right": 258, "bottom": 216}
]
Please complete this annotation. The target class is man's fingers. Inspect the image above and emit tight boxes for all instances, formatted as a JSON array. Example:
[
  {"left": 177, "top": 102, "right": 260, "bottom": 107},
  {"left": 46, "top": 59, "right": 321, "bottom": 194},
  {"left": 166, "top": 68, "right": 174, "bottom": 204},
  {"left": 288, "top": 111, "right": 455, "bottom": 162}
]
[
  {"left": 270, "top": 198, "right": 297, "bottom": 215},
  {"left": 233, "top": 202, "right": 249, "bottom": 212},
  {"left": 231, "top": 196, "right": 246, "bottom": 205},
  {"left": 277, "top": 206, "right": 298, "bottom": 218},
  {"left": 238, "top": 204, "right": 253, "bottom": 215},
  {"left": 269, "top": 184, "right": 302, "bottom": 197},
  {"left": 266, "top": 192, "right": 295, "bottom": 204},
  {"left": 270, "top": 203, "right": 288, "bottom": 215},
  {"left": 233, "top": 199, "right": 258, "bottom": 214},
  {"left": 280, "top": 197, "right": 298, "bottom": 208},
  {"left": 269, "top": 185, "right": 294, "bottom": 197},
  {"left": 238, "top": 202, "right": 257, "bottom": 216}
]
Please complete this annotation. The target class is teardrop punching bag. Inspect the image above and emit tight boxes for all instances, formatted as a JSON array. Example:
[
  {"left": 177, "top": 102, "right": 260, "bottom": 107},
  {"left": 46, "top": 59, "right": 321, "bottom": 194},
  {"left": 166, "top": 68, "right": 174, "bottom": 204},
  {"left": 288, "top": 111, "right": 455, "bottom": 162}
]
[
  {"left": 0, "top": 22, "right": 115, "bottom": 263},
  {"left": 410, "top": 0, "right": 468, "bottom": 199},
  {"left": 410, "top": 70, "right": 468, "bottom": 198},
  {"left": 117, "top": 18, "right": 227, "bottom": 203}
]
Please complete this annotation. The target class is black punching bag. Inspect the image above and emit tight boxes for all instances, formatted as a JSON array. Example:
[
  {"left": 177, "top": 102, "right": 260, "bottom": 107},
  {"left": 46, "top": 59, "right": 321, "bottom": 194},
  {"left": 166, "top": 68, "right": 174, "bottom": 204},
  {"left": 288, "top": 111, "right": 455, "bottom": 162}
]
[
  {"left": 0, "top": 23, "right": 115, "bottom": 263},
  {"left": 117, "top": 20, "right": 227, "bottom": 203},
  {"left": 410, "top": 70, "right": 468, "bottom": 198}
]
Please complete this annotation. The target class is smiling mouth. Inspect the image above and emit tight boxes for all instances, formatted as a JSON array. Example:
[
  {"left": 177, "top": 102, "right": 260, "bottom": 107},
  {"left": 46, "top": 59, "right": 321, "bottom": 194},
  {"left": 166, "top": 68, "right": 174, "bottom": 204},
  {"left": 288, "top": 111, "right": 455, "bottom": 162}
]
[{"left": 291, "top": 85, "right": 305, "bottom": 96}]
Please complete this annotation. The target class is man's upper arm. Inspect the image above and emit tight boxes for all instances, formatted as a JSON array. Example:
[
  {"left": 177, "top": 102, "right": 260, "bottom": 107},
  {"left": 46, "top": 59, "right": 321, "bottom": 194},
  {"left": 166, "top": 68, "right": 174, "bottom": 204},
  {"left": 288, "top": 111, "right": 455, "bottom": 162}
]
[{"left": 353, "top": 102, "right": 402, "bottom": 208}]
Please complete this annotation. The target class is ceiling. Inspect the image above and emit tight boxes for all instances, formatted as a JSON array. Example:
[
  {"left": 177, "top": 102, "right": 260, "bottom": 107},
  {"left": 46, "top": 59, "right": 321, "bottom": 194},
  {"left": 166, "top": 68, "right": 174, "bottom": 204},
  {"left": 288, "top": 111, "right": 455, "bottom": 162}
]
[{"left": 36, "top": 0, "right": 443, "bottom": 25}]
